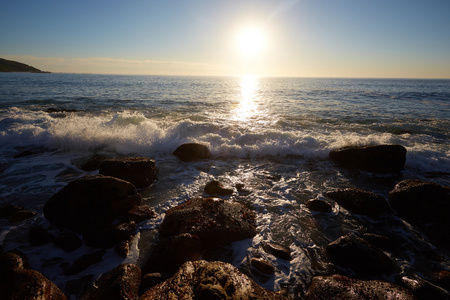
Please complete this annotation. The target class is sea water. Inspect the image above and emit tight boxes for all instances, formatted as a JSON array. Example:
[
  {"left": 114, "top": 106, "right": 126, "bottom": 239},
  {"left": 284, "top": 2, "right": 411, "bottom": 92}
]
[{"left": 0, "top": 73, "right": 449, "bottom": 297}]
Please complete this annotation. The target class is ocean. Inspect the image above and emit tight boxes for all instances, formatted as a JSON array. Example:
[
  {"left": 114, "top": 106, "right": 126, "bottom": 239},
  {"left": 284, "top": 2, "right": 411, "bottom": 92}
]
[{"left": 0, "top": 73, "right": 449, "bottom": 297}]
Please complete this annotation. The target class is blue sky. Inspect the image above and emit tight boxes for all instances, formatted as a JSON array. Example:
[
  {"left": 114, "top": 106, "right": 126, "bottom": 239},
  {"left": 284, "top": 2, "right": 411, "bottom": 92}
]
[{"left": 1, "top": 0, "right": 449, "bottom": 78}]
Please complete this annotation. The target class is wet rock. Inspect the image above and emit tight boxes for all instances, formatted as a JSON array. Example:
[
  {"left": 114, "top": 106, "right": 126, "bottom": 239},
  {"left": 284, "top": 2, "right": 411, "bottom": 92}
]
[
  {"left": 144, "top": 233, "right": 204, "bottom": 274},
  {"left": 304, "top": 274, "right": 415, "bottom": 300},
  {"left": 139, "top": 273, "right": 171, "bottom": 295},
  {"left": 261, "top": 241, "right": 292, "bottom": 260},
  {"left": 44, "top": 175, "right": 141, "bottom": 233},
  {"left": 53, "top": 232, "right": 83, "bottom": 252},
  {"left": 29, "top": 226, "right": 55, "bottom": 246},
  {"left": 400, "top": 275, "right": 450, "bottom": 300},
  {"left": 85, "top": 263, "right": 141, "bottom": 300},
  {"left": 251, "top": 258, "right": 275, "bottom": 274},
  {"left": 361, "top": 232, "right": 396, "bottom": 251},
  {"left": 0, "top": 204, "right": 36, "bottom": 223},
  {"left": 305, "top": 199, "right": 332, "bottom": 213},
  {"left": 46, "top": 108, "right": 78, "bottom": 113},
  {"left": 329, "top": 144, "right": 407, "bottom": 173},
  {"left": 83, "top": 221, "right": 136, "bottom": 249},
  {"left": 173, "top": 143, "right": 211, "bottom": 161},
  {"left": 325, "top": 188, "right": 390, "bottom": 217},
  {"left": 126, "top": 205, "right": 156, "bottom": 223},
  {"left": 99, "top": 157, "right": 158, "bottom": 188},
  {"left": 0, "top": 252, "right": 67, "bottom": 299},
  {"left": 140, "top": 260, "right": 287, "bottom": 299},
  {"left": 115, "top": 239, "right": 131, "bottom": 258},
  {"left": 326, "top": 233, "right": 397, "bottom": 276},
  {"left": 434, "top": 271, "right": 450, "bottom": 292},
  {"left": 388, "top": 179, "right": 450, "bottom": 249},
  {"left": 64, "top": 250, "right": 106, "bottom": 276},
  {"left": 236, "top": 183, "right": 252, "bottom": 195},
  {"left": 159, "top": 197, "right": 256, "bottom": 245},
  {"left": 204, "top": 180, "right": 233, "bottom": 196},
  {"left": 65, "top": 275, "right": 93, "bottom": 299},
  {"left": 72, "top": 154, "right": 109, "bottom": 171}
]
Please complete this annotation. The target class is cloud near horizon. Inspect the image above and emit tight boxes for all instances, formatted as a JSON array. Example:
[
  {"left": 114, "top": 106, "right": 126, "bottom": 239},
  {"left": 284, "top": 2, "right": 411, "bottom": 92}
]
[{"left": 2, "top": 55, "right": 236, "bottom": 76}]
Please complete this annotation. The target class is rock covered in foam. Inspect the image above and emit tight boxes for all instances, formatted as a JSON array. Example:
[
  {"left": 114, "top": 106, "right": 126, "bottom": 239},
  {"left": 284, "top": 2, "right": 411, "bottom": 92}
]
[
  {"left": 140, "top": 260, "right": 287, "bottom": 299},
  {"left": 329, "top": 144, "right": 406, "bottom": 173}
]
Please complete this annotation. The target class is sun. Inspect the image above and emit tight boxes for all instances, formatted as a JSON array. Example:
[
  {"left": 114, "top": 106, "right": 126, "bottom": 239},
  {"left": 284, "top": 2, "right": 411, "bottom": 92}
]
[{"left": 236, "top": 26, "right": 266, "bottom": 56}]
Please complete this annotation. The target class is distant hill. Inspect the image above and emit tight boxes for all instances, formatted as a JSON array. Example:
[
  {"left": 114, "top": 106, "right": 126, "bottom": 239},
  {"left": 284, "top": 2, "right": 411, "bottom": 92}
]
[{"left": 0, "top": 58, "right": 49, "bottom": 73}]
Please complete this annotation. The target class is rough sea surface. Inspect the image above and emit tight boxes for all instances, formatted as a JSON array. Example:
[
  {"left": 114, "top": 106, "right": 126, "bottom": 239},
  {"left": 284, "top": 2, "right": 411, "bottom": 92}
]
[{"left": 0, "top": 73, "right": 449, "bottom": 297}]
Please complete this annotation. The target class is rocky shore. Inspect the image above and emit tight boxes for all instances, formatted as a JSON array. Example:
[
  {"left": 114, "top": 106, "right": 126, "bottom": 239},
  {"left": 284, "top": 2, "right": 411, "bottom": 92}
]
[{"left": 1, "top": 143, "right": 449, "bottom": 299}]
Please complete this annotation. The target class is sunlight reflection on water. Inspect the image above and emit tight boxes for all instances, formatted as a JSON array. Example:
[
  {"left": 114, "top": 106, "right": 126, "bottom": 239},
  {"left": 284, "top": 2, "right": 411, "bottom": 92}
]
[{"left": 232, "top": 74, "right": 260, "bottom": 122}]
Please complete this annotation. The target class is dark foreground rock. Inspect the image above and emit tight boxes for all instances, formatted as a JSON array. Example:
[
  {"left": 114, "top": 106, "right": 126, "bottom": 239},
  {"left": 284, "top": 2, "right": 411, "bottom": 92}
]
[
  {"left": 329, "top": 144, "right": 407, "bottom": 173},
  {"left": 0, "top": 252, "right": 66, "bottom": 299},
  {"left": 326, "top": 233, "right": 397, "bottom": 276},
  {"left": 85, "top": 263, "right": 141, "bottom": 300},
  {"left": 305, "top": 199, "right": 332, "bottom": 213},
  {"left": 159, "top": 197, "right": 256, "bottom": 244},
  {"left": 0, "top": 204, "right": 36, "bottom": 223},
  {"left": 204, "top": 180, "right": 233, "bottom": 196},
  {"left": 140, "top": 260, "right": 287, "bottom": 299},
  {"left": 173, "top": 143, "right": 211, "bottom": 161},
  {"left": 145, "top": 197, "right": 256, "bottom": 273},
  {"left": 325, "top": 188, "right": 390, "bottom": 217},
  {"left": 388, "top": 179, "right": 450, "bottom": 249},
  {"left": 99, "top": 157, "right": 158, "bottom": 188},
  {"left": 304, "top": 274, "right": 415, "bottom": 300},
  {"left": 43, "top": 175, "right": 142, "bottom": 233}
]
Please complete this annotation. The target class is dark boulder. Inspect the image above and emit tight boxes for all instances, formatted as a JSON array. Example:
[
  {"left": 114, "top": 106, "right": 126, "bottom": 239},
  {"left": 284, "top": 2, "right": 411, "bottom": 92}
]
[
  {"left": 388, "top": 179, "right": 450, "bottom": 249},
  {"left": 305, "top": 199, "right": 332, "bottom": 213},
  {"left": 325, "top": 188, "right": 390, "bottom": 217},
  {"left": 140, "top": 260, "right": 287, "bottom": 299},
  {"left": 326, "top": 233, "right": 397, "bottom": 276},
  {"left": 83, "top": 221, "right": 136, "bottom": 249},
  {"left": 0, "top": 205, "right": 36, "bottom": 223},
  {"left": 400, "top": 275, "right": 450, "bottom": 300},
  {"left": 99, "top": 157, "right": 158, "bottom": 188},
  {"left": 126, "top": 205, "right": 156, "bottom": 223},
  {"left": 173, "top": 143, "right": 211, "bottom": 161},
  {"left": 159, "top": 197, "right": 256, "bottom": 245},
  {"left": 29, "top": 226, "right": 54, "bottom": 246},
  {"left": 43, "top": 175, "right": 141, "bottom": 233},
  {"left": 261, "top": 241, "right": 292, "bottom": 260},
  {"left": 304, "top": 274, "right": 415, "bottom": 300},
  {"left": 85, "top": 264, "right": 141, "bottom": 300},
  {"left": 204, "top": 180, "right": 233, "bottom": 196},
  {"left": 53, "top": 232, "right": 83, "bottom": 252},
  {"left": 0, "top": 252, "right": 67, "bottom": 300},
  {"left": 329, "top": 144, "right": 407, "bottom": 173},
  {"left": 251, "top": 257, "right": 275, "bottom": 274},
  {"left": 139, "top": 273, "right": 171, "bottom": 295},
  {"left": 64, "top": 250, "right": 106, "bottom": 276}
]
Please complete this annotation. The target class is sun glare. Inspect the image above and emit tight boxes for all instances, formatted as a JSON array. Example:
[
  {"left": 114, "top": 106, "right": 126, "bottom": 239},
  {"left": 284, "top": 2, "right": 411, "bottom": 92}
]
[{"left": 236, "top": 26, "right": 266, "bottom": 56}]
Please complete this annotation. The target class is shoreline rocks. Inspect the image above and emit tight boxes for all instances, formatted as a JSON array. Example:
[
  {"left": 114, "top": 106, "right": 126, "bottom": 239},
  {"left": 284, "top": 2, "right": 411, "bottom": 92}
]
[{"left": 329, "top": 144, "right": 407, "bottom": 173}]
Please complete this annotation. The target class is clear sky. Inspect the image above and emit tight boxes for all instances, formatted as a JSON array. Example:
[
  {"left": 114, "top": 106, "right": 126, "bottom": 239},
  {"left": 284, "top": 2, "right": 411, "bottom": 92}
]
[{"left": 1, "top": 0, "right": 449, "bottom": 78}]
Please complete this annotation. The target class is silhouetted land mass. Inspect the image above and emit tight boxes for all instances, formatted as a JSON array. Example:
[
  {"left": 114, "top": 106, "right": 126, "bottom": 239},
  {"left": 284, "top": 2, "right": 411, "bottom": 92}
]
[{"left": 0, "top": 58, "right": 50, "bottom": 73}]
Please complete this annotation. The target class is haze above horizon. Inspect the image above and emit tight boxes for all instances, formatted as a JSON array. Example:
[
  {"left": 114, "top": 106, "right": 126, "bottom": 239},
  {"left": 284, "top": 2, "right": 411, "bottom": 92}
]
[{"left": 1, "top": 0, "right": 449, "bottom": 79}]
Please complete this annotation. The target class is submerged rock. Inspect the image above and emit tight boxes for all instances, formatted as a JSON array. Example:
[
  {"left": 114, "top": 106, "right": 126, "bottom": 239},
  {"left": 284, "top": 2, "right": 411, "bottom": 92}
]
[
  {"left": 329, "top": 144, "right": 407, "bottom": 173},
  {"left": 85, "top": 264, "right": 141, "bottom": 300},
  {"left": 261, "top": 241, "right": 292, "bottom": 261},
  {"left": 64, "top": 250, "right": 106, "bottom": 276},
  {"left": 325, "top": 188, "right": 390, "bottom": 217},
  {"left": 0, "top": 252, "right": 67, "bottom": 300},
  {"left": 326, "top": 233, "right": 397, "bottom": 276},
  {"left": 43, "top": 175, "right": 141, "bottom": 233},
  {"left": 304, "top": 274, "right": 415, "bottom": 300},
  {"left": 72, "top": 154, "right": 109, "bottom": 171},
  {"left": 388, "top": 179, "right": 450, "bottom": 249},
  {"left": 173, "top": 143, "right": 211, "bottom": 161},
  {"left": 140, "top": 260, "right": 287, "bottom": 299},
  {"left": 0, "top": 204, "right": 36, "bottom": 223},
  {"left": 99, "top": 157, "right": 158, "bottom": 188},
  {"left": 251, "top": 257, "right": 275, "bottom": 274}
]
